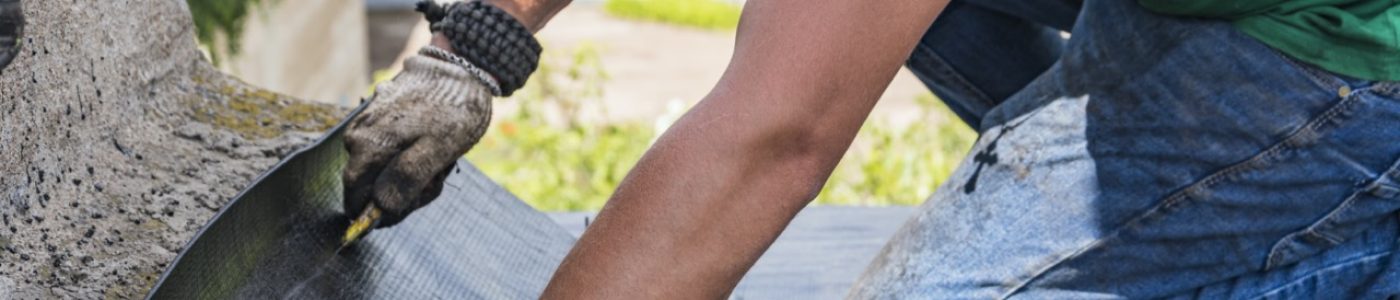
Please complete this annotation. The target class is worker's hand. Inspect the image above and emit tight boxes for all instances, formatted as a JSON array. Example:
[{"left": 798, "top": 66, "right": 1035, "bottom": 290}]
[{"left": 342, "top": 49, "right": 495, "bottom": 228}]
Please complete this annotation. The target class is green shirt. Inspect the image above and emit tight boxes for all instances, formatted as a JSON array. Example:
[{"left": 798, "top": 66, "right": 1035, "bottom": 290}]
[{"left": 1139, "top": 0, "right": 1400, "bottom": 81}]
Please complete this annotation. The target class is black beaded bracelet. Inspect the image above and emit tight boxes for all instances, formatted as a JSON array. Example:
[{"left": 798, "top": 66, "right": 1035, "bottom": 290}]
[{"left": 416, "top": 0, "right": 541, "bottom": 97}]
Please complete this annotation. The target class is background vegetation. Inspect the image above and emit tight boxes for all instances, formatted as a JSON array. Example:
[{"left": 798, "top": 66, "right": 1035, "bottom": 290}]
[
  {"left": 466, "top": 44, "right": 656, "bottom": 211},
  {"left": 603, "top": 0, "right": 742, "bottom": 30},
  {"left": 186, "top": 0, "right": 272, "bottom": 65},
  {"left": 467, "top": 45, "right": 976, "bottom": 211},
  {"left": 194, "top": 0, "right": 979, "bottom": 211}
]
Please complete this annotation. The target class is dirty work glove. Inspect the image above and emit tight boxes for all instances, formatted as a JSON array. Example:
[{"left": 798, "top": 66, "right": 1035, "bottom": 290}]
[{"left": 342, "top": 46, "right": 497, "bottom": 228}]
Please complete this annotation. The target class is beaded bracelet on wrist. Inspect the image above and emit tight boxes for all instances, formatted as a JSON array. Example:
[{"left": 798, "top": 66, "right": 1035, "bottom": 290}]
[{"left": 416, "top": 0, "right": 541, "bottom": 97}]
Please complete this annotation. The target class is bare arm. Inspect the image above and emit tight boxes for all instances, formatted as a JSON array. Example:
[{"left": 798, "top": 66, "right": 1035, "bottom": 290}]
[
  {"left": 542, "top": 0, "right": 949, "bottom": 298},
  {"left": 482, "top": 0, "right": 571, "bottom": 33}
]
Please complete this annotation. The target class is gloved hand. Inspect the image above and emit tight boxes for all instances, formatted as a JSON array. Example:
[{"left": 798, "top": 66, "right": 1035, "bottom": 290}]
[{"left": 342, "top": 47, "right": 496, "bottom": 228}]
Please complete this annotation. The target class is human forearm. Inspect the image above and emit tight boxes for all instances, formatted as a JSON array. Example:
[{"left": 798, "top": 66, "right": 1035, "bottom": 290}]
[
  {"left": 543, "top": 0, "right": 948, "bottom": 297},
  {"left": 428, "top": 0, "right": 568, "bottom": 50},
  {"left": 542, "top": 92, "right": 862, "bottom": 299},
  {"left": 479, "top": 0, "right": 571, "bottom": 32}
]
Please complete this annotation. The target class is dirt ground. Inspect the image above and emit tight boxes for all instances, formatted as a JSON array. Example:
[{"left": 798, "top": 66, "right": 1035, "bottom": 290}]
[{"left": 0, "top": 1, "right": 346, "bottom": 298}]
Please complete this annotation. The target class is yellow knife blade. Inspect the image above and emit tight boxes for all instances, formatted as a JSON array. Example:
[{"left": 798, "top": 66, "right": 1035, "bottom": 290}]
[{"left": 342, "top": 205, "right": 382, "bottom": 247}]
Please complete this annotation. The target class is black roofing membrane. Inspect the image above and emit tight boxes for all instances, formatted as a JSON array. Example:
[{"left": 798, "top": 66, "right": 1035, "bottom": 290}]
[{"left": 148, "top": 106, "right": 576, "bottom": 299}]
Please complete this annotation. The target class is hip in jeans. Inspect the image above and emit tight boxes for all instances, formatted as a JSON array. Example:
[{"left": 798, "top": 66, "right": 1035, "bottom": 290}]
[{"left": 850, "top": 0, "right": 1400, "bottom": 298}]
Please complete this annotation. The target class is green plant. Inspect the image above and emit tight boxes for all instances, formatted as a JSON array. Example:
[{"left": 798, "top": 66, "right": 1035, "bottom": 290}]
[
  {"left": 603, "top": 0, "right": 742, "bottom": 30},
  {"left": 467, "top": 43, "right": 650, "bottom": 211},
  {"left": 814, "top": 95, "right": 977, "bottom": 206},
  {"left": 187, "top": 0, "right": 274, "bottom": 65}
]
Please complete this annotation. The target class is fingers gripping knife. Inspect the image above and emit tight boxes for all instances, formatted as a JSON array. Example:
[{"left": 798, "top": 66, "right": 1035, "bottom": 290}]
[
  {"left": 342, "top": 205, "right": 382, "bottom": 247},
  {"left": 336, "top": 46, "right": 502, "bottom": 247},
  {"left": 339, "top": 0, "right": 540, "bottom": 247}
]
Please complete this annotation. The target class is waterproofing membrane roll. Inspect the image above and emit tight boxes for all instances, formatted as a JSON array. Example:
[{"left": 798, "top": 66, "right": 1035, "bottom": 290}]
[{"left": 148, "top": 106, "right": 577, "bottom": 299}]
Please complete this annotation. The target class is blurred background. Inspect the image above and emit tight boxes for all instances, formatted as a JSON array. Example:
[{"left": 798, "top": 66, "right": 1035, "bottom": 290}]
[{"left": 189, "top": 0, "right": 976, "bottom": 212}]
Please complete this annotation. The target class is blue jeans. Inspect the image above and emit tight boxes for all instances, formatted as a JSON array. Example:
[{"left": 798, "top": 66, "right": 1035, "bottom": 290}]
[{"left": 850, "top": 0, "right": 1400, "bottom": 298}]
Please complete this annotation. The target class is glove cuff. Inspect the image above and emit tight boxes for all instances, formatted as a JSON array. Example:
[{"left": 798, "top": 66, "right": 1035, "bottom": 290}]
[
  {"left": 420, "top": 45, "right": 502, "bottom": 96},
  {"left": 392, "top": 53, "right": 495, "bottom": 107}
]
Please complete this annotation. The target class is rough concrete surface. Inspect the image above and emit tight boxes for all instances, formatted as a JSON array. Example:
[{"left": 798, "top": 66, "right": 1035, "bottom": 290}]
[{"left": 0, "top": 0, "right": 348, "bottom": 298}]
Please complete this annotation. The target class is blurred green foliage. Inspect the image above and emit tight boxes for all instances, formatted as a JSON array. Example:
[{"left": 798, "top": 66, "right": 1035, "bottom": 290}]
[
  {"left": 603, "top": 0, "right": 742, "bottom": 30},
  {"left": 814, "top": 95, "right": 977, "bottom": 206},
  {"left": 187, "top": 0, "right": 272, "bottom": 65},
  {"left": 466, "top": 44, "right": 976, "bottom": 211},
  {"left": 184, "top": 0, "right": 975, "bottom": 211},
  {"left": 467, "top": 43, "right": 652, "bottom": 211}
]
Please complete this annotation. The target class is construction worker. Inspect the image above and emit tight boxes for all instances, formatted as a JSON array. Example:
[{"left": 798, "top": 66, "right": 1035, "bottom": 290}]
[{"left": 344, "top": 0, "right": 1400, "bottom": 298}]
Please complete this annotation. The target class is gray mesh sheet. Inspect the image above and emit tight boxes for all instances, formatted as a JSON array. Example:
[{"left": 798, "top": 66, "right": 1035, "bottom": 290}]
[{"left": 148, "top": 107, "right": 576, "bottom": 299}]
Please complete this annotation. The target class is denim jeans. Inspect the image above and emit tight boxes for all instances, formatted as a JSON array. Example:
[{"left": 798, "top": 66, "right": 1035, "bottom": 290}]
[{"left": 850, "top": 0, "right": 1400, "bottom": 298}]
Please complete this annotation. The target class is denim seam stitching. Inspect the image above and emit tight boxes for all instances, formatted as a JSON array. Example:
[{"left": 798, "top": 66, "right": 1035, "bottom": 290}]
[
  {"left": 1373, "top": 83, "right": 1400, "bottom": 97},
  {"left": 1264, "top": 191, "right": 1360, "bottom": 269},
  {"left": 1304, "top": 200, "right": 1353, "bottom": 244},
  {"left": 912, "top": 44, "right": 999, "bottom": 112},
  {"left": 1002, "top": 90, "right": 1363, "bottom": 298},
  {"left": 1278, "top": 158, "right": 1400, "bottom": 266},
  {"left": 1248, "top": 251, "right": 1392, "bottom": 300},
  {"left": 1253, "top": 91, "right": 1396, "bottom": 269}
]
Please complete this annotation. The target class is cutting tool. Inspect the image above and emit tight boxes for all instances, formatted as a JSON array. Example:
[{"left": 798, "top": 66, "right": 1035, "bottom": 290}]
[{"left": 341, "top": 205, "right": 382, "bottom": 247}]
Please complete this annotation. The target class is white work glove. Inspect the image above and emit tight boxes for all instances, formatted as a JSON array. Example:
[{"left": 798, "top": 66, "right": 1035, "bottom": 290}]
[{"left": 342, "top": 46, "right": 497, "bottom": 227}]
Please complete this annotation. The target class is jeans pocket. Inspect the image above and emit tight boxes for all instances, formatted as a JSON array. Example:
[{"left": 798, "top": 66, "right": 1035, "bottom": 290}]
[{"left": 1265, "top": 158, "right": 1400, "bottom": 270}]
